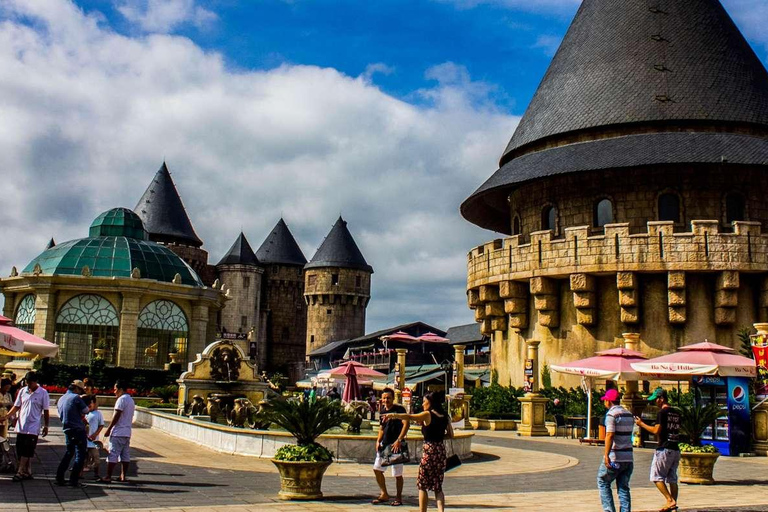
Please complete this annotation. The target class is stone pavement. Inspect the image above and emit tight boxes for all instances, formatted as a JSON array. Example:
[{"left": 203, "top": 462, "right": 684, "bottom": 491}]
[{"left": 3, "top": 414, "right": 768, "bottom": 511}]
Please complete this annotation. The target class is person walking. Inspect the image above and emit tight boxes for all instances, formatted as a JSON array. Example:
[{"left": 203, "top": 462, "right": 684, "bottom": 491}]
[
  {"left": 55, "top": 380, "right": 89, "bottom": 487},
  {"left": 372, "top": 388, "right": 409, "bottom": 506},
  {"left": 0, "top": 378, "right": 13, "bottom": 440},
  {"left": 383, "top": 391, "right": 452, "bottom": 512},
  {"left": 6, "top": 371, "right": 49, "bottom": 481},
  {"left": 598, "top": 389, "right": 634, "bottom": 512},
  {"left": 635, "top": 388, "right": 681, "bottom": 512},
  {"left": 102, "top": 380, "right": 135, "bottom": 483},
  {"left": 84, "top": 396, "right": 105, "bottom": 480}
]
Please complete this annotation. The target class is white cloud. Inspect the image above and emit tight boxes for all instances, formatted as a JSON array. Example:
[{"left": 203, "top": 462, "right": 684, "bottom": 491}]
[
  {"left": 116, "top": 0, "right": 218, "bottom": 33},
  {"left": 532, "top": 34, "right": 562, "bottom": 56},
  {"left": 0, "top": 0, "right": 518, "bottom": 332},
  {"left": 359, "top": 63, "right": 395, "bottom": 83}
]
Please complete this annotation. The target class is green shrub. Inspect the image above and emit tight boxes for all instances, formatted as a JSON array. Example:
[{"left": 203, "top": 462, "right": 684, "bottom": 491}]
[
  {"left": 150, "top": 385, "right": 179, "bottom": 403},
  {"left": 135, "top": 400, "right": 176, "bottom": 409},
  {"left": 540, "top": 386, "right": 608, "bottom": 421},
  {"left": 35, "top": 359, "right": 178, "bottom": 393},
  {"left": 274, "top": 444, "right": 333, "bottom": 462},
  {"left": 469, "top": 384, "right": 525, "bottom": 417},
  {"left": 679, "top": 443, "right": 719, "bottom": 454},
  {"left": 541, "top": 363, "right": 552, "bottom": 389}
]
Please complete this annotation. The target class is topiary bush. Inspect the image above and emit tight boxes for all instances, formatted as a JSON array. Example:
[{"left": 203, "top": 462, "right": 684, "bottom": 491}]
[{"left": 469, "top": 384, "right": 525, "bottom": 418}]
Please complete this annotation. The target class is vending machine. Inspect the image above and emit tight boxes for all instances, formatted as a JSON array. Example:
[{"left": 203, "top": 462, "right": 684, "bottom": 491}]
[{"left": 692, "top": 376, "right": 751, "bottom": 456}]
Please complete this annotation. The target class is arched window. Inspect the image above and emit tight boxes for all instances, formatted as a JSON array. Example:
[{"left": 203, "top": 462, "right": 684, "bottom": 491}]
[
  {"left": 14, "top": 294, "right": 36, "bottom": 334},
  {"left": 658, "top": 193, "right": 680, "bottom": 223},
  {"left": 594, "top": 199, "right": 614, "bottom": 228},
  {"left": 55, "top": 294, "right": 119, "bottom": 365},
  {"left": 542, "top": 205, "right": 556, "bottom": 231},
  {"left": 136, "top": 300, "right": 189, "bottom": 369},
  {"left": 512, "top": 215, "right": 521, "bottom": 235},
  {"left": 725, "top": 193, "right": 746, "bottom": 224}
]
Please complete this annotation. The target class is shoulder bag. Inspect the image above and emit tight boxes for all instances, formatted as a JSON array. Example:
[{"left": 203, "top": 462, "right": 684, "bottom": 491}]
[{"left": 380, "top": 441, "right": 411, "bottom": 466}]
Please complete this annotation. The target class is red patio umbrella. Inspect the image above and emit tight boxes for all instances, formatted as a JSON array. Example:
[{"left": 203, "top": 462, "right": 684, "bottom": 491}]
[
  {"left": 342, "top": 362, "right": 362, "bottom": 402},
  {"left": 327, "top": 361, "right": 387, "bottom": 379},
  {"left": 0, "top": 315, "right": 59, "bottom": 358},
  {"left": 381, "top": 331, "right": 418, "bottom": 343},
  {"left": 417, "top": 332, "right": 450, "bottom": 343}
]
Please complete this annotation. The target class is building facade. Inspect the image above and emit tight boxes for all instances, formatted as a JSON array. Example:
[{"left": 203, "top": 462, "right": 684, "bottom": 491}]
[{"left": 461, "top": 0, "right": 768, "bottom": 387}]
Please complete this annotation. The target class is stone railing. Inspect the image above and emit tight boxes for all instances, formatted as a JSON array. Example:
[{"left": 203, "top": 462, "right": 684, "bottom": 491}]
[{"left": 468, "top": 220, "right": 766, "bottom": 288}]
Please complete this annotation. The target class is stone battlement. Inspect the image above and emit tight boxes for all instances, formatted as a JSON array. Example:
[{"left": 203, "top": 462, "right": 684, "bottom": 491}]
[{"left": 468, "top": 220, "right": 766, "bottom": 289}]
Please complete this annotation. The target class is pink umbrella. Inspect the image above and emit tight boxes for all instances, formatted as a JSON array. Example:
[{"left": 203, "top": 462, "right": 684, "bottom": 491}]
[
  {"left": 551, "top": 347, "right": 647, "bottom": 439},
  {"left": 342, "top": 362, "right": 362, "bottom": 402},
  {"left": 0, "top": 315, "right": 59, "bottom": 358},
  {"left": 381, "top": 331, "right": 418, "bottom": 343},
  {"left": 417, "top": 332, "right": 450, "bottom": 343},
  {"left": 327, "top": 361, "right": 387, "bottom": 379},
  {"left": 631, "top": 341, "right": 757, "bottom": 378}
]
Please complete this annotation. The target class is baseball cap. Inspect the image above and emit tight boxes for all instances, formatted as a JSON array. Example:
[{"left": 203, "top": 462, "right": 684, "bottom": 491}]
[
  {"left": 600, "top": 389, "right": 620, "bottom": 401},
  {"left": 647, "top": 387, "right": 667, "bottom": 401},
  {"left": 72, "top": 379, "right": 86, "bottom": 390}
]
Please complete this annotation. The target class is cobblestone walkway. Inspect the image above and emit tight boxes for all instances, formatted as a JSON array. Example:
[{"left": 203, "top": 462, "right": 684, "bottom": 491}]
[{"left": 2, "top": 416, "right": 768, "bottom": 511}]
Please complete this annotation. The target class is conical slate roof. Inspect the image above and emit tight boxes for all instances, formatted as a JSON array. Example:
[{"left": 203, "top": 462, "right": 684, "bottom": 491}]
[
  {"left": 462, "top": 0, "right": 768, "bottom": 233},
  {"left": 217, "top": 232, "right": 260, "bottom": 267},
  {"left": 255, "top": 219, "right": 307, "bottom": 266},
  {"left": 135, "top": 163, "right": 203, "bottom": 248},
  {"left": 305, "top": 217, "right": 373, "bottom": 273}
]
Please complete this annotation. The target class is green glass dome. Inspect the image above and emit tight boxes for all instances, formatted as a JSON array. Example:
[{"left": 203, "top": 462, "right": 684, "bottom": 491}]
[{"left": 23, "top": 209, "right": 203, "bottom": 287}]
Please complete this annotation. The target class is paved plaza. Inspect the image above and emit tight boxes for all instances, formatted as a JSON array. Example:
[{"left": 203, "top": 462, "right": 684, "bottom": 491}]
[{"left": 2, "top": 412, "right": 768, "bottom": 512}]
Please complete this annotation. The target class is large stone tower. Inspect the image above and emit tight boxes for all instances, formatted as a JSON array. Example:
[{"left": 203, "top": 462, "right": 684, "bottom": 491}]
[
  {"left": 304, "top": 217, "right": 373, "bottom": 356},
  {"left": 255, "top": 219, "right": 308, "bottom": 373},
  {"left": 461, "top": 0, "right": 768, "bottom": 387}
]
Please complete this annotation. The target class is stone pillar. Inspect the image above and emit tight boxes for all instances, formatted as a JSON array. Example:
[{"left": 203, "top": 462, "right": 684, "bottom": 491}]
[
  {"left": 395, "top": 348, "right": 407, "bottom": 401},
  {"left": 517, "top": 340, "right": 549, "bottom": 436},
  {"left": 33, "top": 288, "right": 57, "bottom": 341},
  {"left": 189, "top": 302, "right": 210, "bottom": 365},
  {"left": 116, "top": 294, "right": 140, "bottom": 368},
  {"left": 453, "top": 345, "right": 465, "bottom": 390},
  {"left": 2, "top": 292, "right": 15, "bottom": 319},
  {"left": 620, "top": 333, "right": 646, "bottom": 417}
]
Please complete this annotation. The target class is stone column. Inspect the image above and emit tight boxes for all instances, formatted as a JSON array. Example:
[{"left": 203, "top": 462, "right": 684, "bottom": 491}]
[
  {"left": 33, "top": 288, "right": 57, "bottom": 341},
  {"left": 189, "top": 303, "right": 210, "bottom": 364},
  {"left": 620, "top": 332, "right": 646, "bottom": 416},
  {"left": 517, "top": 340, "right": 549, "bottom": 436},
  {"left": 453, "top": 345, "right": 465, "bottom": 390},
  {"left": 116, "top": 294, "right": 140, "bottom": 368},
  {"left": 395, "top": 348, "right": 407, "bottom": 401}
]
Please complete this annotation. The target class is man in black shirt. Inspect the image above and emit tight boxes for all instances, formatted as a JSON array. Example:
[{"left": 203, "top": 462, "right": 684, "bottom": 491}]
[
  {"left": 635, "top": 387, "right": 681, "bottom": 512},
  {"left": 372, "top": 388, "right": 409, "bottom": 506}
]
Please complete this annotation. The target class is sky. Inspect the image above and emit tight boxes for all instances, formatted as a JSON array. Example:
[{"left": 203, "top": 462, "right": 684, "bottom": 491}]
[{"left": 1, "top": 0, "right": 767, "bottom": 334}]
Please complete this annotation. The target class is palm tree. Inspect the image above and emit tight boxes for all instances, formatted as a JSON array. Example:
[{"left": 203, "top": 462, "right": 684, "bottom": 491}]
[
  {"left": 679, "top": 402, "right": 721, "bottom": 447},
  {"left": 261, "top": 396, "right": 349, "bottom": 447}
]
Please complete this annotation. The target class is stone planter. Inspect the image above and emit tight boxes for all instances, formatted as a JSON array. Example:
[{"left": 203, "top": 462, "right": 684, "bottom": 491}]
[
  {"left": 93, "top": 348, "right": 109, "bottom": 359},
  {"left": 271, "top": 459, "right": 331, "bottom": 500},
  {"left": 168, "top": 353, "right": 179, "bottom": 364},
  {"left": 679, "top": 451, "right": 720, "bottom": 484}
]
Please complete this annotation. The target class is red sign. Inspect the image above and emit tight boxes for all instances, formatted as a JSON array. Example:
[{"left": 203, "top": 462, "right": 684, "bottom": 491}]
[
  {"left": 753, "top": 346, "right": 768, "bottom": 382},
  {"left": 402, "top": 388, "right": 412, "bottom": 399}
]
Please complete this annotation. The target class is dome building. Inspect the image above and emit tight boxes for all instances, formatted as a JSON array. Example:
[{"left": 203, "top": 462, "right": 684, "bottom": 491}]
[
  {"left": 0, "top": 208, "right": 225, "bottom": 369},
  {"left": 462, "top": 0, "right": 768, "bottom": 386}
]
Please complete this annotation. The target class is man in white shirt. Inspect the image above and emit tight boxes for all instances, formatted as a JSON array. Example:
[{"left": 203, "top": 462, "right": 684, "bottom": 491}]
[
  {"left": 6, "top": 371, "right": 49, "bottom": 481},
  {"left": 103, "top": 380, "right": 135, "bottom": 483}
]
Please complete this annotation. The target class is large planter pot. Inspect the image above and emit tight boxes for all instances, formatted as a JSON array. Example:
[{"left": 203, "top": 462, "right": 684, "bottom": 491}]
[
  {"left": 271, "top": 459, "right": 332, "bottom": 500},
  {"left": 679, "top": 451, "right": 720, "bottom": 484},
  {"left": 93, "top": 348, "right": 109, "bottom": 359}
]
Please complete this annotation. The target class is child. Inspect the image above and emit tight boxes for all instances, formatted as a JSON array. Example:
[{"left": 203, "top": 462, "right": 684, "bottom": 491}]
[{"left": 84, "top": 396, "right": 105, "bottom": 479}]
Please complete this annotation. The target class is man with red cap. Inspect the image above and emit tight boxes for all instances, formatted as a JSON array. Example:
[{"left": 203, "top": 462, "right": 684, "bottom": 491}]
[{"left": 598, "top": 388, "right": 634, "bottom": 512}]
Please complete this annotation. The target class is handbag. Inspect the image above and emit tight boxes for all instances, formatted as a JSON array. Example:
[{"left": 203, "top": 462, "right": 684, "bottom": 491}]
[
  {"left": 380, "top": 441, "right": 410, "bottom": 466},
  {"left": 445, "top": 437, "right": 462, "bottom": 472}
]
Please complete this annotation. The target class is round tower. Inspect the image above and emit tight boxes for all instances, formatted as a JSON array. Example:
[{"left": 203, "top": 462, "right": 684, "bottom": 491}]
[
  {"left": 255, "top": 218, "right": 308, "bottom": 377},
  {"left": 216, "top": 232, "right": 263, "bottom": 362},
  {"left": 461, "top": 0, "right": 768, "bottom": 387},
  {"left": 304, "top": 217, "right": 373, "bottom": 357}
]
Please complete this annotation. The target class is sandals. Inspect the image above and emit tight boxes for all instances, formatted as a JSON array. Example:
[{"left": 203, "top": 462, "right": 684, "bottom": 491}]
[
  {"left": 390, "top": 500, "right": 402, "bottom": 507},
  {"left": 371, "top": 498, "right": 389, "bottom": 505},
  {"left": 96, "top": 477, "right": 112, "bottom": 483}
]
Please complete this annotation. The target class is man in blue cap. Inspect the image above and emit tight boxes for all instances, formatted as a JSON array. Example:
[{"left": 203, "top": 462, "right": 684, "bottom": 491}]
[
  {"left": 635, "top": 387, "right": 681, "bottom": 512},
  {"left": 598, "top": 388, "right": 634, "bottom": 512}
]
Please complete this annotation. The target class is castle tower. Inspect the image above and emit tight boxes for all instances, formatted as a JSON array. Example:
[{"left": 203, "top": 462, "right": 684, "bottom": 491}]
[
  {"left": 255, "top": 219, "right": 308, "bottom": 375},
  {"left": 461, "top": 0, "right": 768, "bottom": 387},
  {"left": 216, "top": 232, "right": 264, "bottom": 363},
  {"left": 135, "top": 163, "right": 212, "bottom": 282},
  {"left": 304, "top": 217, "right": 373, "bottom": 356}
]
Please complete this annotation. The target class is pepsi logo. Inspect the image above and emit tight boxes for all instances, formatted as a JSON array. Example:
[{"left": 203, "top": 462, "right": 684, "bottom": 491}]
[{"left": 732, "top": 385, "right": 746, "bottom": 403}]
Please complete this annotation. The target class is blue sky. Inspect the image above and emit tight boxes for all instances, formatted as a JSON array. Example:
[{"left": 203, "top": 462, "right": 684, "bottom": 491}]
[{"left": 1, "top": 0, "right": 767, "bottom": 333}]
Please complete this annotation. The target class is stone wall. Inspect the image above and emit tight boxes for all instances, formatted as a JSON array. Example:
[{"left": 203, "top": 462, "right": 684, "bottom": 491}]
[
  {"left": 261, "top": 264, "right": 306, "bottom": 371},
  {"left": 304, "top": 267, "right": 371, "bottom": 354},
  {"left": 217, "top": 265, "right": 263, "bottom": 338},
  {"left": 509, "top": 166, "right": 768, "bottom": 238}
]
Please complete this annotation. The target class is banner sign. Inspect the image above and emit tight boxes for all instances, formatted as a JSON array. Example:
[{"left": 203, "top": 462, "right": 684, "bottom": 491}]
[
  {"left": 218, "top": 332, "right": 248, "bottom": 341},
  {"left": 753, "top": 345, "right": 768, "bottom": 382}
]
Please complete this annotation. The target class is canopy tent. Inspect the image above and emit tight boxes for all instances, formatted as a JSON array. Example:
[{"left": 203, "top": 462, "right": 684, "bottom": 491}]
[
  {"left": 631, "top": 341, "right": 757, "bottom": 378},
  {"left": 0, "top": 315, "right": 59, "bottom": 358},
  {"left": 551, "top": 347, "right": 648, "bottom": 439},
  {"left": 323, "top": 361, "right": 388, "bottom": 379}
]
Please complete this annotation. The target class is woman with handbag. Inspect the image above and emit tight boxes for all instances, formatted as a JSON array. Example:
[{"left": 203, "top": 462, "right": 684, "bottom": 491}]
[{"left": 382, "top": 391, "right": 452, "bottom": 512}]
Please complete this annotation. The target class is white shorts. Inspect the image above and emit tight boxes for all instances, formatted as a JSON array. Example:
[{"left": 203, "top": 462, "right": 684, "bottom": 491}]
[
  {"left": 107, "top": 436, "right": 131, "bottom": 463},
  {"left": 373, "top": 454, "right": 404, "bottom": 477}
]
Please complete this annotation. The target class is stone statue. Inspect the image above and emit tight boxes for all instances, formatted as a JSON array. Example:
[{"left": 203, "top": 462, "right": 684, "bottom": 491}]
[
  {"left": 229, "top": 398, "right": 250, "bottom": 428},
  {"left": 188, "top": 395, "right": 205, "bottom": 416},
  {"left": 206, "top": 397, "right": 221, "bottom": 423},
  {"left": 344, "top": 400, "right": 370, "bottom": 433},
  {"left": 248, "top": 399, "right": 271, "bottom": 430},
  {"left": 209, "top": 344, "right": 241, "bottom": 382}
]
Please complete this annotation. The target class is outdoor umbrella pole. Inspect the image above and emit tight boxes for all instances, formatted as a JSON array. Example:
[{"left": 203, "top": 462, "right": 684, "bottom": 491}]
[{"left": 586, "top": 378, "right": 593, "bottom": 440}]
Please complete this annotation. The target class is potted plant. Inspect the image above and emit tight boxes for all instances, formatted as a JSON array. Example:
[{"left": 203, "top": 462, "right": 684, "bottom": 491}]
[
  {"left": 261, "top": 396, "right": 349, "bottom": 500},
  {"left": 678, "top": 402, "right": 721, "bottom": 484},
  {"left": 168, "top": 346, "right": 180, "bottom": 364},
  {"left": 93, "top": 339, "right": 109, "bottom": 358}
]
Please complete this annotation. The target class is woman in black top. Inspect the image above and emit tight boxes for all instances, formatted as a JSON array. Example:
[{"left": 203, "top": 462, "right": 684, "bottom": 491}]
[{"left": 382, "top": 391, "right": 453, "bottom": 512}]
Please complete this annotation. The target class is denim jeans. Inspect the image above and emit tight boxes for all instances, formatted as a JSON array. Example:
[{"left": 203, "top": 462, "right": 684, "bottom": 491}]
[
  {"left": 597, "top": 459, "right": 633, "bottom": 512},
  {"left": 57, "top": 429, "right": 88, "bottom": 485}
]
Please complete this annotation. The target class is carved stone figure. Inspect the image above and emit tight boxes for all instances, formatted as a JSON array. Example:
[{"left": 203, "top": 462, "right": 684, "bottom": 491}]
[
  {"left": 188, "top": 395, "right": 205, "bottom": 416},
  {"left": 248, "top": 399, "right": 272, "bottom": 430},
  {"left": 344, "top": 400, "right": 370, "bottom": 433},
  {"left": 230, "top": 398, "right": 250, "bottom": 427},
  {"left": 209, "top": 344, "right": 241, "bottom": 382},
  {"left": 206, "top": 397, "right": 221, "bottom": 423}
]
